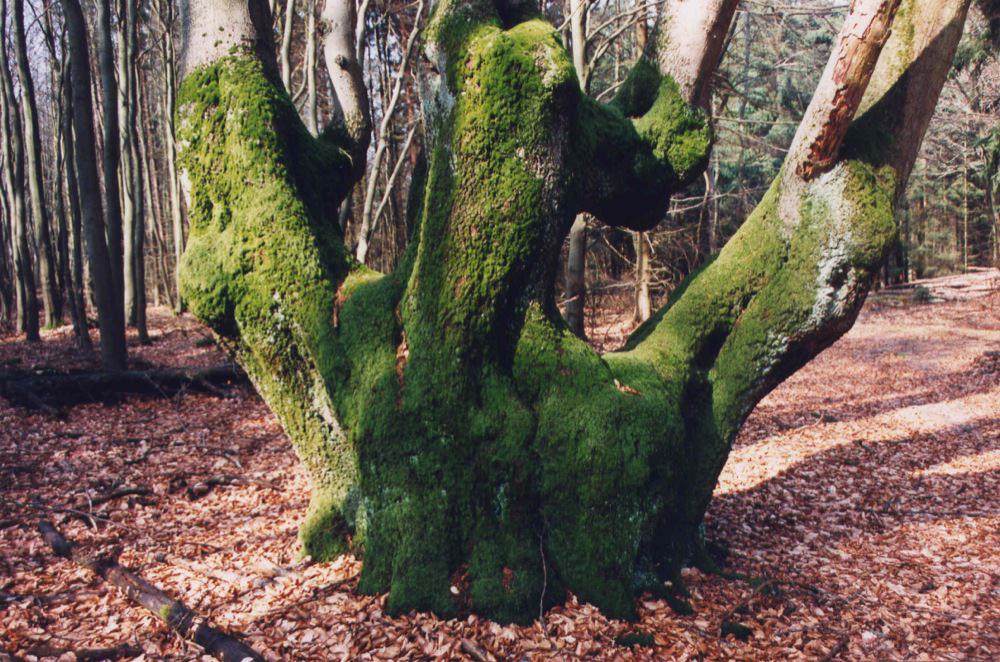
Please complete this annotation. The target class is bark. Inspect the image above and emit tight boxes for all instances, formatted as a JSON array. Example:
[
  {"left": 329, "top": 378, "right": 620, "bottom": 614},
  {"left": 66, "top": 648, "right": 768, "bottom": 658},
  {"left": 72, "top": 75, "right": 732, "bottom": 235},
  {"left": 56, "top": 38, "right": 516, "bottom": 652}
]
[
  {"left": 175, "top": 0, "right": 966, "bottom": 625},
  {"left": 60, "top": 45, "right": 92, "bottom": 352},
  {"left": 122, "top": 0, "right": 148, "bottom": 342},
  {"left": 97, "top": 0, "right": 124, "bottom": 307},
  {"left": 305, "top": 0, "right": 318, "bottom": 135},
  {"left": 563, "top": 0, "right": 588, "bottom": 338},
  {"left": 0, "top": 0, "right": 39, "bottom": 341},
  {"left": 60, "top": 0, "right": 127, "bottom": 370},
  {"left": 12, "top": 0, "right": 61, "bottom": 327},
  {"left": 633, "top": 5, "right": 652, "bottom": 324},
  {"left": 633, "top": 231, "right": 652, "bottom": 323},
  {"left": 281, "top": 0, "right": 295, "bottom": 90},
  {"left": 157, "top": 0, "right": 185, "bottom": 311},
  {"left": 320, "top": 0, "right": 372, "bottom": 179},
  {"left": 41, "top": 1, "right": 75, "bottom": 338},
  {"left": 654, "top": 0, "right": 740, "bottom": 111}
]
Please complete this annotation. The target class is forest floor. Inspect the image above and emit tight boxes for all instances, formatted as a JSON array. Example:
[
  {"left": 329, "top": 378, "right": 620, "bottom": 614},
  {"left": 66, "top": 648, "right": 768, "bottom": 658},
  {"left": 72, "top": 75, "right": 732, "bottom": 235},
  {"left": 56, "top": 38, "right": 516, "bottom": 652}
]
[{"left": 0, "top": 270, "right": 998, "bottom": 661}]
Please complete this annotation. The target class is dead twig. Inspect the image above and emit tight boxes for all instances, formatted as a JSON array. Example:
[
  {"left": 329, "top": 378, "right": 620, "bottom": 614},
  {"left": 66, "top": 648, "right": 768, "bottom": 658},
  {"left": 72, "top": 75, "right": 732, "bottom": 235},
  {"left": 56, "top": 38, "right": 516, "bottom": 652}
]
[
  {"left": 186, "top": 475, "right": 280, "bottom": 500},
  {"left": 74, "top": 485, "right": 153, "bottom": 510}
]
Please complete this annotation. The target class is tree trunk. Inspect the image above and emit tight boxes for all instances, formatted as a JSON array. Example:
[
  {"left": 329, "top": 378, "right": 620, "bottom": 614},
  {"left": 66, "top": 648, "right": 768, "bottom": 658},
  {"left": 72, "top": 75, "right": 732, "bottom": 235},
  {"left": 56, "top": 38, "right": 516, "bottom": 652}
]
[
  {"left": 121, "top": 0, "right": 148, "bottom": 342},
  {"left": 176, "top": 0, "right": 967, "bottom": 625},
  {"left": 61, "top": 49, "right": 92, "bottom": 352},
  {"left": 563, "top": 0, "right": 589, "bottom": 338},
  {"left": 12, "top": 0, "right": 61, "bottom": 327},
  {"left": 60, "top": 0, "right": 127, "bottom": 370},
  {"left": 632, "top": 4, "right": 652, "bottom": 324},
  {"left": 0, "top": 0, "right": 39, "bottom": 341},
  {"left": 633, "top": 231, "right": 652, "bottom": 323},
  {"left": 280, "top": 0, "right": 294, "bottom": 90},
  {"left": 42, "top": 0, "right": 75, "bottom": 338},
  {"left": 355, "top": 1, "right": 422, "bottom": 264},
  {"left": 305, "top": 0, "right": 318, "bottom": 135},
  {"left": 159, "top": 0, "right": 185, "bottom": 311},
  {"left": 97, "top": 0, "right": 125, "bottom": 312}
]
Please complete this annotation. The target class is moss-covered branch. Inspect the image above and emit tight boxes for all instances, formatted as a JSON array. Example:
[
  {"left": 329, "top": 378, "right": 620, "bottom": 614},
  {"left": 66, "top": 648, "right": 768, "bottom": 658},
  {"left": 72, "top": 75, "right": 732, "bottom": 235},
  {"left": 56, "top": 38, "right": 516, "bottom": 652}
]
[
  {"left": 176, "top": 56, "right": 366, "bottom": 559},
  {"left": 175, "top": 0, "right": 968, "bottom": 626}
]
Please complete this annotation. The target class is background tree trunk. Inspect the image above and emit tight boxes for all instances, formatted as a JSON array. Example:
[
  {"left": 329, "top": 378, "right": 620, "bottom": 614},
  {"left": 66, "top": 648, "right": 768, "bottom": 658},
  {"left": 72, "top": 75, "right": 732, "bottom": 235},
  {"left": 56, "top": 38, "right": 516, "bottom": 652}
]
[
  {"left": 0, "top": 0, "right": 39, "bottom": 341},
  {"left": 12, "top": 0, "right": 61, "bottom": 327},
  {"left": 60, "top": 0, "right": 127, "bottom": 370},
  {"left": 564, "top": 0, "right": 589, "bottom": 338}
]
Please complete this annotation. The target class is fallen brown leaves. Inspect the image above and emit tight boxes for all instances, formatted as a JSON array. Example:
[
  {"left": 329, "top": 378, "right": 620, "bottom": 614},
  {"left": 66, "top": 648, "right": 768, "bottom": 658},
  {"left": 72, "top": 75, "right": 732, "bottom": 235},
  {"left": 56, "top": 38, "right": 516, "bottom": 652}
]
[{"left": 1, "top": 276, "right": 999, "bottom": 661}]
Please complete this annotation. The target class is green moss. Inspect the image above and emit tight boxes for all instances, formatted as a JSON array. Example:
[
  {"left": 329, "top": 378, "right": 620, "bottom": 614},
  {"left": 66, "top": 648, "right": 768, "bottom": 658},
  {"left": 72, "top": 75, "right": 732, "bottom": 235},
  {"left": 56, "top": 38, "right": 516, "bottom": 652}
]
[
  {"left": 177, "top": 56, "right": 364, "bottom": 561},
  {"left": 176, "top": 3, "right": 902, "bottom": 627},
  {"left": 633, "top": 75, "right": 711, "bottom": 185}
]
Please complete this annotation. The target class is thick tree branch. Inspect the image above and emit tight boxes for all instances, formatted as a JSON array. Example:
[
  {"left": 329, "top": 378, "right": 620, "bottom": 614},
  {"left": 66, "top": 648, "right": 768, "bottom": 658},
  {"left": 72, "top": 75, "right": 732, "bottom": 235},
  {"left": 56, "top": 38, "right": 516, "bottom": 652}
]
[
  {"left": 569, "top": 0, "right": 740, "bottom": 230},
  {"left": 655, "top": 0, "right": 741, "bottom": 109},
  {"left": 787, "top": 0, "right": 901, "bottom": 181},
  {"left": 622, "top": 0, "right": 971, "bottom": 551},
  {"left": 321, "top": 0, "right": 372, "bottom": 178}
]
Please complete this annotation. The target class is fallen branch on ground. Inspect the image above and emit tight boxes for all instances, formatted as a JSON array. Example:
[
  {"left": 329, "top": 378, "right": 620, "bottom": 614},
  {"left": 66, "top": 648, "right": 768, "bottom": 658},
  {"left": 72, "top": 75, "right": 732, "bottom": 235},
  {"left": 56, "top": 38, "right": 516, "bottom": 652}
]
[
  {"left": 36, "top": 520, "right": 266, "bottom": 662},
  {"left": 0, "top": 365, "right": 247, "bottom": 412},
  {"left": 76, "top": 485, "right": 153, "bottom": 510},
  {"left": 186, "top": 475, "right": 280, "bottom": 500},
  {"left": 21, "top": 644, "right": 142, "bottom": 661}
]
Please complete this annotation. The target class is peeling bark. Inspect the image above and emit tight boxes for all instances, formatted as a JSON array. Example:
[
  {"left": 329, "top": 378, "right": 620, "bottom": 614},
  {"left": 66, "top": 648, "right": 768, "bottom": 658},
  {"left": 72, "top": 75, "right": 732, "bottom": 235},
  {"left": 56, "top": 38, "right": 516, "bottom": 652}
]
[{"left": 792, "top": 0, "right": 901, "bottom": 181}]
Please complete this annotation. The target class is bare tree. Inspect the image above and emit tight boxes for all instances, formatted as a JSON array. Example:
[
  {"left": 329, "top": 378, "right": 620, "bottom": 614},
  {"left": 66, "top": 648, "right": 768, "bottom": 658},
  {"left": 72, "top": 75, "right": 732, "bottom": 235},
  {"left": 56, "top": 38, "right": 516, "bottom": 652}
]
[
  {"left": 12, "top": 0, "right": 61, "bottom": 327},
  {"left": 60, "top": 0, "right": 127, "bottom": 369},
  {"left": 0, "top": 0, "right": 38, "bottom": 341}
]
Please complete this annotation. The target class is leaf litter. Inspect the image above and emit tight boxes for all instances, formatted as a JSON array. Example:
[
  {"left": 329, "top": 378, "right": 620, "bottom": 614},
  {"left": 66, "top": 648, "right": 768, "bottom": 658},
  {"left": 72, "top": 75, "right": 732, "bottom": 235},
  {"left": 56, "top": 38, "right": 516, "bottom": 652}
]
[{"left": 1, "top": 275, "right": 998, "bottom": 661}]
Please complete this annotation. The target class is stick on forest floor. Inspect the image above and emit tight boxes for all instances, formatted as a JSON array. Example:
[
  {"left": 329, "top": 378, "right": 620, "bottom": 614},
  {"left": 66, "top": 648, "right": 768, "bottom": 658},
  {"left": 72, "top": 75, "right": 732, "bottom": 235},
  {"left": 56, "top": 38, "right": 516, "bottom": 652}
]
[{"left": 37, "top": 520, "right": 266, "bottom": 662}]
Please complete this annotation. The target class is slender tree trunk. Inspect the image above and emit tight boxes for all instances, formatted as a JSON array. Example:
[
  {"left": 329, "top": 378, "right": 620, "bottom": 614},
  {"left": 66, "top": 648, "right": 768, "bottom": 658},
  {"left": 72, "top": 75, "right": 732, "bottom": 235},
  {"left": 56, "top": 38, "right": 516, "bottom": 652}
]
[
  {"left": 119, "top": 0, "right": 137, "bottom": 325},
  {"left": 97, "top": 0, "right": 125, "bottom": 315},
  {"left": 305, "top": 0, "right": 318, "bottom": 135},
  {"left": 12, "top": 0, "right": 61, "bottom": 327},
  {"left": 158, "top": 0, "right": 185, "bottom": 312},
  {"left": 564, "top": 0, "right": 589, "bottom": 338},
  {"left": 280, "top": 0, "right": 294, "bottom": 90},
  {"left": 0, "top": 0, "right": 38, "bottom": 341},
  {"left": 118, "top": 0, "right": 147, "bottom": 341},
  {"left": 632, "top": 2, "right": 652, "bottom": 324},
  {"left": 61, "top": 47, "right": 92, "bottom": 352},
  {"left": 60, "top": 0, "right": 127, "bottom": 370},
  {"left": 42, "top": 1, "right": 74, "bottom": 337},
  {"left": 632, "top": 231, "right": 652, "bottom": 323},
  {"left": 0, "top": 191, "right": 10, "bottom": 326}
]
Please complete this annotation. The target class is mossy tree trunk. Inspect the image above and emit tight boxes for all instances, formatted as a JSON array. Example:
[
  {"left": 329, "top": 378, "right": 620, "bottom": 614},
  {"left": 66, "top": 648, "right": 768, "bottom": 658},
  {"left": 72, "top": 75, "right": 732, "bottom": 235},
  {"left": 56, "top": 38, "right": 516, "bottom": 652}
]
[{"left": 176, "top": 0, "right": 971, "bottom": 623}]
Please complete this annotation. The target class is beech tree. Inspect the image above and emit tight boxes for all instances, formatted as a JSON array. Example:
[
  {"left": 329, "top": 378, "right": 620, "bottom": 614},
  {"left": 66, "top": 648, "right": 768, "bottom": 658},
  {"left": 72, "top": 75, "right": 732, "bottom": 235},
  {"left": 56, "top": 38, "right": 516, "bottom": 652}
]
[{"left": 175, "top": 0, "right": 972, "bottom": 623}]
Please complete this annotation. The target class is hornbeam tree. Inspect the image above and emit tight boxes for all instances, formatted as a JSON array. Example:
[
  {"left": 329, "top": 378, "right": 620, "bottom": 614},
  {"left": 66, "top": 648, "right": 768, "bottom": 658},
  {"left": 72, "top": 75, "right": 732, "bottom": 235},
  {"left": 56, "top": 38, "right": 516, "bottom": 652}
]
[{"left": 175, "top": 0, "right": 971, "bottom": 622}]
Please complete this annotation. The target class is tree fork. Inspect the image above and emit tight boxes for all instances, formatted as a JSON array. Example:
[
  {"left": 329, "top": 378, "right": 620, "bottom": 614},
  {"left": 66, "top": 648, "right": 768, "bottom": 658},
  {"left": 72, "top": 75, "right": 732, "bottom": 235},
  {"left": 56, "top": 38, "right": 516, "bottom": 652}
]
[{"left": 175, "top": 0, "right": 971, "bottom": 624}]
